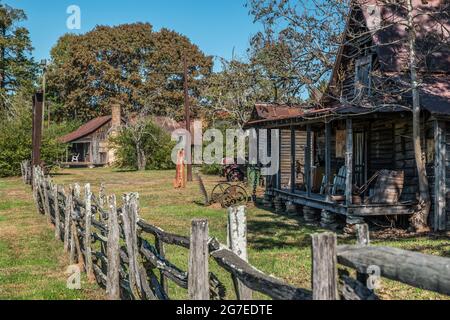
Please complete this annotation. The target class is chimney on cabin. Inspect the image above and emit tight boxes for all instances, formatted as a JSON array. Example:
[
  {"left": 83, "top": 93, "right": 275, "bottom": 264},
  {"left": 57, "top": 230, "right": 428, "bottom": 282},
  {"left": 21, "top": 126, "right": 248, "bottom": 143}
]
[
  {"left": 108, "top": 103, "right": 121, "bottom": 166},
  {"left": 111, "top": 104, "right": 121, "bottom": 129}
]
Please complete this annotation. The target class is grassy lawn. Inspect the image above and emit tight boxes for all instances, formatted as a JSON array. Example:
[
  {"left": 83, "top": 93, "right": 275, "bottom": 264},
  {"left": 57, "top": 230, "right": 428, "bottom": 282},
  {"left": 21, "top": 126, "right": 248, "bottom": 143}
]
[
  {"left": 0, "top": 178, "right": 104, "bottom": 300},
  {"left": 1, "top": 167, "right": 449, "bottom": 300}
]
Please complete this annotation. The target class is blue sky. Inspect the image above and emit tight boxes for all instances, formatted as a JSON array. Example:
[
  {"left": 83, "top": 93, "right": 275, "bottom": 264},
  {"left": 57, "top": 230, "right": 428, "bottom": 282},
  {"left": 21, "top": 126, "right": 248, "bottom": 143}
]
[{"left": 5, "top": 0, "right": 261, "bottom": 69}]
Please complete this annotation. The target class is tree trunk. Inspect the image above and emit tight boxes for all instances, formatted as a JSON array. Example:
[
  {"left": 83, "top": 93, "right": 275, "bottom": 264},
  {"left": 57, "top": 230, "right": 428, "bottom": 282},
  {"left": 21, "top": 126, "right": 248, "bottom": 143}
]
[
  {"left": 136, "top": 144, "right": 146, "bottom": 171},
  {"left": 407, "top": 0, "right": 431, "bottom": 233}
]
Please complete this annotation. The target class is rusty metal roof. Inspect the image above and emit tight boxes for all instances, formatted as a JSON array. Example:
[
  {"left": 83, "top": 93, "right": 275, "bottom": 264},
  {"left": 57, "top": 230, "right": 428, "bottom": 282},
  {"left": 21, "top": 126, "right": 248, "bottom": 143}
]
[
  {"left": 59, "top": 116, "right": 112, "bottom": 143},
  {"left": 246, "top": 104, "right": 306, "bottom": 125}
]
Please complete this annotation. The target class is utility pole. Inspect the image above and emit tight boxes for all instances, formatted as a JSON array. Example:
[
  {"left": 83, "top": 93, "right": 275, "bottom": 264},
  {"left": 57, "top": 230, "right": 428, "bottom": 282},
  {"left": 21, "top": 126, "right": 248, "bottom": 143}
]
[
  {"left": 184, "top": 55, "right": 193, "bottom": 182},
  {"left": 40, "top": 59, "right": 48, "bottom": 130},
  {"left": 31, "top": 92, "right": 44, "bottom": 184}
]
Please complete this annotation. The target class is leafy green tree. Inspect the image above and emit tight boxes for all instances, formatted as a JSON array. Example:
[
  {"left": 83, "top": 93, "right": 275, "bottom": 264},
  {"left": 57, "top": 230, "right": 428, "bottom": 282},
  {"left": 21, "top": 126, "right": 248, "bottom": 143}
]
[
  {"left": 0, "top": 106, "right": 79, "bottom": 177},
  {"left": 47, "top": 24, "right": 212, "bottom": 122},
  {"left": 109, "top": 118, "right": 175, "bottom": 171},
  {"left": 201, "top": 58, "right": 274, "bottom": 128},
  {"left": 0, "top": 2, "right": 36, "bottom": 115},
  {"left": 247, "top": 0, "right": 349, "bottom": 100}
]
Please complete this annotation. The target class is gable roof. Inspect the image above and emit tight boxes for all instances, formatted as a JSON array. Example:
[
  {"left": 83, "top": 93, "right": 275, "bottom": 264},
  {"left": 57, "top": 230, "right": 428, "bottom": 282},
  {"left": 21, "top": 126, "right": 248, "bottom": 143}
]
[
  {"left": 59, "top": 116, "right": 112, "bottom": 143},
  {"left": 361, "top": 0, "right": 449, "bottom": 73},
  {"left": 327, "top": 0, "right": 449, "bottom": 97}
]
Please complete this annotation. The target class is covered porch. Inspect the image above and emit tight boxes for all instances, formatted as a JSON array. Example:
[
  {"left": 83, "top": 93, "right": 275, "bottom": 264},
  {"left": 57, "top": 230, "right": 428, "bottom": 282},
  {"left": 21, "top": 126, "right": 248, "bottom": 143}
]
[{"left": 262, "top": 112, "right": 425, "bottom": 224}]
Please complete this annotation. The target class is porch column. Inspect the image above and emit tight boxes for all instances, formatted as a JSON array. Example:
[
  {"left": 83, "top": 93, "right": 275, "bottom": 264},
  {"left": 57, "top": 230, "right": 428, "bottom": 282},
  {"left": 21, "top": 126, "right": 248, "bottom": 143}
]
[
  {"left": 277, "top": 129, "right": 282, "bottom": 190},
  {"left": 345, "top": 119, "right": 353, "bottom": 206},
  {"left": 290, "top": 126, "right": 296, "bottom": 193},
  {"left": 306, "top": 125, "right": 312, "bottom": 197},
  {"left": 325, "top": 122, "right": 332, "bottom": 187},
  {"left": 434, "top": 120, "right": 447, "bottom": 231},
  {"left": 267, "top": 129, "right": 273, "bottom": 190}
]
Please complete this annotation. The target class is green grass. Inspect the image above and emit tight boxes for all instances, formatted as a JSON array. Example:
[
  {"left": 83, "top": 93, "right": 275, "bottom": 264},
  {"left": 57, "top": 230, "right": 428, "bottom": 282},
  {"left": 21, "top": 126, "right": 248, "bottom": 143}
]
[
  {"left": 0, "top": 177, "right": 104, "bottom": 300},
  {"left": 0, "top": 167, "right": 449, "bottom": 300}
]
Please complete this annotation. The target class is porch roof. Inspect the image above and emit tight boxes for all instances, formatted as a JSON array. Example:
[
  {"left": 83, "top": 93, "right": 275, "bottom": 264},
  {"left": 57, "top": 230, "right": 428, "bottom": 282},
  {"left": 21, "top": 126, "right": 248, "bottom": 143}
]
[{"left": 245, "top": 75, "right": 450, "bottom": 129}]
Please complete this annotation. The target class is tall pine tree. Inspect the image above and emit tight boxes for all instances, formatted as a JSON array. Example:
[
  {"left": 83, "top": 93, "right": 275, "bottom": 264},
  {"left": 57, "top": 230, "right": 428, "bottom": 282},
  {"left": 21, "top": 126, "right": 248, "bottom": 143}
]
[{"left": 0, "top": 2, "right": 35, "bottom": 114}]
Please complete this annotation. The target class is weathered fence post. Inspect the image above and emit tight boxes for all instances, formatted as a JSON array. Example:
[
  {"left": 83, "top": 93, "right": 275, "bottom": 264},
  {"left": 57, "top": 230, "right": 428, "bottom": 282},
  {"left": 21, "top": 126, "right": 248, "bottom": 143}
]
[
  {"left": 188, "top": 219, "right": 210, "bottom": 300},
  {"left": 64, "top": 188, "right": 72, "bottom": 252},
  {"left": 70, "top": 183, "right": 81, "bottom": 263},
  {"left": 43, "top": 177, "right": 52, "bottom": 223},
  {"left": 71, "top": 220, "right": 84, "bottom": 269},
  {"left": 99, "top": 183, "right": 106, "bottom": 210},
  {"left": 106, "top": 195, "right": 121, "bottom": 300},
  {"left": 73, "top": 183, "right": 81, "bottom": 199},
  {"left": 227, "top": 206, "right": 252, "bottom": 300},
  {"left": 69, "top": 225, "right": 76, "bottom": 264},
  {"left": 355, "top": 224, "right": 370, "bottom": 285},
  {"left": 122, "top": 193, "right": 143, "bottom": 299},
  {"left": 311, "top": 232, "right": 339, "bottom": 300},
  {"left": 54, "top": 185, "right": 61, "bottom": 240},
  {"left": 84, "top": 184, "right": 94, "bottom": 280},
  {"left": 155, "top": 236, "right": 168, "bottom": 295}
]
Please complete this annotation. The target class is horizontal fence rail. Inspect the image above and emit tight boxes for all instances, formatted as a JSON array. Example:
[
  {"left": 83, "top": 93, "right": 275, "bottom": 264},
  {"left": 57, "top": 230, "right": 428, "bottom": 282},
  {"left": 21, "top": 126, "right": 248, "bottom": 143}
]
[{"left": 22, "top": 162, "right": 450, "bottom": 300}]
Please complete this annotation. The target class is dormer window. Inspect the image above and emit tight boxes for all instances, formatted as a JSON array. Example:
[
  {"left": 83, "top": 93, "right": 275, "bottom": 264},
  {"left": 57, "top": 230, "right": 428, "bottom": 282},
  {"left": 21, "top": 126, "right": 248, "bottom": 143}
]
[{"left": 355, "top": 55, "right": 372, "bottom": 98}]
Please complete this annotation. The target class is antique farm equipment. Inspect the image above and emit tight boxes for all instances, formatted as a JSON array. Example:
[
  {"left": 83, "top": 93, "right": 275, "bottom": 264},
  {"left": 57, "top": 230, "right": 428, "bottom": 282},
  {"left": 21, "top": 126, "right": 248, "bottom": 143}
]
[
  {"left": 197, "top": 174, "right": 250, "bottom": 208},
  {"left": 219, "top": 184, "right": 249, "bottom": 208},
  {"left": 221, "top": 157, "right": 247, "bottom": 182}
]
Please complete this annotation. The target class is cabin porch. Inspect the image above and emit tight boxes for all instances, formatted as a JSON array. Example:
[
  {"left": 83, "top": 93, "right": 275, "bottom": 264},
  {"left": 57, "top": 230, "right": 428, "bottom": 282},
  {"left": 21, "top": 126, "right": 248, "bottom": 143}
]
[{"left": 261, "top": 113, "right": 433, "bottom": 225}]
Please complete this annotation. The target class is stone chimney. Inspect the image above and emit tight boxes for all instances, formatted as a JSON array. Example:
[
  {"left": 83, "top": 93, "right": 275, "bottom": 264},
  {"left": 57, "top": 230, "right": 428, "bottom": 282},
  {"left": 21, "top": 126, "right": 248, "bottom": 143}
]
[
  {"left": 108, "top": 104, "right": 121, "bottom": 166},
  {"left": 111, "top": 104, "right": 122, "bottom": 129}
]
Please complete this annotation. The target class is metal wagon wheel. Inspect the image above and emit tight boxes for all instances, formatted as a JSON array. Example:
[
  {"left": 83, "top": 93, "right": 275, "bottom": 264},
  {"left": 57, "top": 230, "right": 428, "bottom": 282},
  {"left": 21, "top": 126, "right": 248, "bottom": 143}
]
[
  {"left": 220, "top": 185, "right": 249, "bottom": 208},
  {"left": 210, "top": 182, "right": 231, "bottom": 204}
]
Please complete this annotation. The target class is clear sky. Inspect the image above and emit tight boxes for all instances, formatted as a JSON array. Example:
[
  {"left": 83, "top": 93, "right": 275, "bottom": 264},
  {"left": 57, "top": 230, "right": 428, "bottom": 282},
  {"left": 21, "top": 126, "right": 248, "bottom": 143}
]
[{"left": 5, "top": 0, "right": 261, "bottom": 69}]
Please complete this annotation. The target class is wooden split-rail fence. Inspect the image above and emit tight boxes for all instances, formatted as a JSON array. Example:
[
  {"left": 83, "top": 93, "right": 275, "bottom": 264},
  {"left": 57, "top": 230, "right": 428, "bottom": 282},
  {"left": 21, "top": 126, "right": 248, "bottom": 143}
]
[{"left": 24, "top": 162, "right": 450, "bottom": 300}]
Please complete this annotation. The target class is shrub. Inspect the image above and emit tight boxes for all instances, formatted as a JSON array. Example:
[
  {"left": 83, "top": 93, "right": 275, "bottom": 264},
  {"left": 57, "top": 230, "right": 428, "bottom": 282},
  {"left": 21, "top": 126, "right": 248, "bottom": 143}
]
[
  {"left": 200, "top": 163, "right": 223, "bottom": 176},
  {"left": 110, "top": 119, "right": 175, "bottom": 171},
  {"left": 0, "top": 110, "right": 80, "bottom": 177}
]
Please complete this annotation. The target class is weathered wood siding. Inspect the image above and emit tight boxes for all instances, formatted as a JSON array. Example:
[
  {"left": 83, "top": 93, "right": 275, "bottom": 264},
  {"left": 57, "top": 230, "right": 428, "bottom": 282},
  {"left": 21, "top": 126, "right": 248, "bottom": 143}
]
[{"left": 280, "top": 129, "right": 307, "bottom": 189}]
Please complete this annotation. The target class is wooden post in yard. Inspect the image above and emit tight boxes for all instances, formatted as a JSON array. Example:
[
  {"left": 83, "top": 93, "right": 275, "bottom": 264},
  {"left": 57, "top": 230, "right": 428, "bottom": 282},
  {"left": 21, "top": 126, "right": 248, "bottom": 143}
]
[
  {"left": 184, "top": 55, "right": 193, "bottom": 182},
  {"left": 356, "top": 224, "right": 370, "bottom": 285},
  {"left": 84, "top": 184, "right": 94, "bottom": 280},
  {"left": 54, "top": 185, "right": 61, "bottom": 240},
  {"left": 106, "top": 195, "right": 121, "bottom": 300},
  {"left": 31, "top": 92, "right": 43, "bottom": 184},
  {"left": 311, "top": 232, "right": 339, "bottom": 300},
  {"left": 227, "top": 206, "right": 252, "bottom": 300},
  {"left": 188, "top": 219, "right": 209, "bottom": 300}
]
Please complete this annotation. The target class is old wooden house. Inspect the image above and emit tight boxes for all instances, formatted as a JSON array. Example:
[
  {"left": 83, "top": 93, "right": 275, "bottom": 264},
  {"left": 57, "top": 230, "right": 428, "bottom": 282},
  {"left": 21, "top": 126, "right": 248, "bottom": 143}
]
[
  {"left": 60, "top": 105, "right": 193, "bottom": 167},
  {"left": 60, "top": 105, "right": 123, "bottom": 167},
  {"left": 245, "top": 0, "right": 449, "bottom": 231}
]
